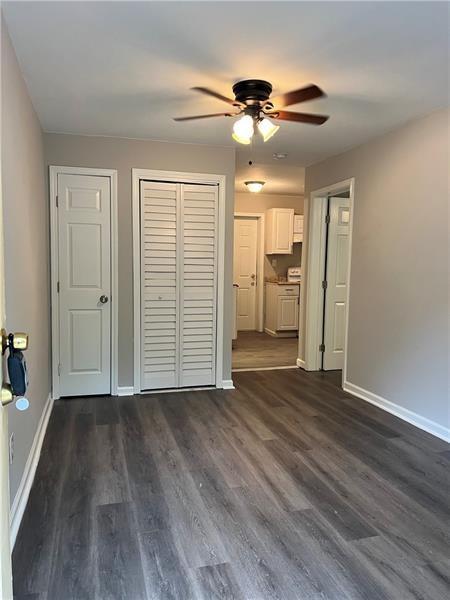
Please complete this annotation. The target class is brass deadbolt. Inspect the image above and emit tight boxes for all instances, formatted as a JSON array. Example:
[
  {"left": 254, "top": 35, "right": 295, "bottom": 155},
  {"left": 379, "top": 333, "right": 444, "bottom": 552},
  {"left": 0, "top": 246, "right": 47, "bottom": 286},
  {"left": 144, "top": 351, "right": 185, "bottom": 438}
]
[{"left": 1, "top": 328, "right": 29, "bottom": 354}]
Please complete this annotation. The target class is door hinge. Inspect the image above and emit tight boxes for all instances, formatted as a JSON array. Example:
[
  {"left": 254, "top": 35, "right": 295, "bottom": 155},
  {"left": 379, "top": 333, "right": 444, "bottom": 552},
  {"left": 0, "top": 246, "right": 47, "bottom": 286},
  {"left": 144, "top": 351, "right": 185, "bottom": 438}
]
[
  {"left": 56, "top": 195, "right": 59, "bottom": 207},
  {"left": 322, "top": 280, "right": 328, "bottom": 290},
  {"left": 57, "top": 281, "right": 60, "bottom": 293},
  {"left": 325, "top": 214, "right": 330, "bottom": 224},
  {"left": 319, "top": 343, "right": 325, "bottom": 352},
  {"left": 57, "top": 363, "right": 61, "bottom": 376}
]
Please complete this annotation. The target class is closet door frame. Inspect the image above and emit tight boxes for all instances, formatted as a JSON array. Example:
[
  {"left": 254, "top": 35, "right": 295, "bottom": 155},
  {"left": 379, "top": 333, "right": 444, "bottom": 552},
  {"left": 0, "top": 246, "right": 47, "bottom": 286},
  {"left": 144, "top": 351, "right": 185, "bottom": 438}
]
[{"left": 132, "top": 169, "right": 226, "bottom": 393}]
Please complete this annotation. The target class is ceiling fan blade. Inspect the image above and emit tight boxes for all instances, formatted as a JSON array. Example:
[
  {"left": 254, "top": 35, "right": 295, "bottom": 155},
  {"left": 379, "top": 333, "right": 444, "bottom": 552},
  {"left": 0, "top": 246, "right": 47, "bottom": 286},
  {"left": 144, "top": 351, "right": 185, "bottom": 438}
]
[
  {"left": 268, "top": 110, "right": 329, "bottom": 125},
  {"left": 271, "top": 84, "right": 325, "bottom": 108},
  {"left": 173, "top": 112, "right": 237, "bottom": 121},
  {"left": 191, "top": 86, "right": 242, "bottom": 106}
]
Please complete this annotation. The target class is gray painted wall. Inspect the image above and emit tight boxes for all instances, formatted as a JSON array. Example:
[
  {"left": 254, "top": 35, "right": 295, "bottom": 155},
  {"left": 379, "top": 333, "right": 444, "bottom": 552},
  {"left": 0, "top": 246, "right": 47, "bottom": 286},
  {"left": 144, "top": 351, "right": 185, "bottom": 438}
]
[
  {"left": 2, "top": 17, "right": 50, "bottom": 503},
  {"left": 44, "top": 133, "right": 235, "bottom": 387},
  {"left": 302, "top": 107, "right": 449, "bottom": 430}
]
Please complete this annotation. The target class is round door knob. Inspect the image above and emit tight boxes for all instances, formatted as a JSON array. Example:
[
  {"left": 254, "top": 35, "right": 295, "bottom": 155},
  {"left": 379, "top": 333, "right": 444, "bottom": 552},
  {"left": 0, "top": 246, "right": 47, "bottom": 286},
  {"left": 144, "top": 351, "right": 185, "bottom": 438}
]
[{"left": 99, "top": 295, "right": 109, "bottom": 304}]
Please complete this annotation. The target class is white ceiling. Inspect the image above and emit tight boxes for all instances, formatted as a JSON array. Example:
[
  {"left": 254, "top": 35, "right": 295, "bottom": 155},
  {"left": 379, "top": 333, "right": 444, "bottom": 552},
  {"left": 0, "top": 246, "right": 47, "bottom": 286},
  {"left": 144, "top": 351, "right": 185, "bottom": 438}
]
[
  {"left": 3, "top": 1, "right": 448, "bottom": 177},
  {"left": 235, "top": 162, "right": 305, "bottom": 195}
]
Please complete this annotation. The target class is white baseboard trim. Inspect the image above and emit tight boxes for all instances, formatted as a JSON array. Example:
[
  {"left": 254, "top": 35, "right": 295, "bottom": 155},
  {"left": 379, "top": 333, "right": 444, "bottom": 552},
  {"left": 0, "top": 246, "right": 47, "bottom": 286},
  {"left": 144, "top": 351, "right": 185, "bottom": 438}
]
[
  {"left": 116, "top": 386, "right": 135, "bottom": 397},
  {"left": 221, "top": 379, "right": 235, "bottom": 390},
  {"left": 296, "top": 358, "right": 306, "bottom": 369},
  {"left": 343, "top": 381, "right": 450, "bottom": 443},
  {"left": 232, "top": 365, "right": 297, "bottom": 373},
  {"left": 10, "top": 393, "right": 54, "bottom": 548}
]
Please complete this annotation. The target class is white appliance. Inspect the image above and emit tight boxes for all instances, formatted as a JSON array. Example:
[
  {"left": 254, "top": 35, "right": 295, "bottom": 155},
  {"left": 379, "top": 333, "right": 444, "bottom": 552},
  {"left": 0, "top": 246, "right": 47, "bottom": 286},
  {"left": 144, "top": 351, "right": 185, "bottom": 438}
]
[{"left": 287, "top": 267, "right": 301, "bottom": 283}]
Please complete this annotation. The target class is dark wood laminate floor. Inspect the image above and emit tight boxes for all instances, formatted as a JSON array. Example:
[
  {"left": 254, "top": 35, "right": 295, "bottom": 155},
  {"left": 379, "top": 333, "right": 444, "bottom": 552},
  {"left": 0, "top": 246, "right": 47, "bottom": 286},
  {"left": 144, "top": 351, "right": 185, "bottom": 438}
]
[
  {"left": 13, "top": 369, "right": 450, "bottom": 600},
  {"left": 232, "top": 331, "right": 298, "bottom": 370}
]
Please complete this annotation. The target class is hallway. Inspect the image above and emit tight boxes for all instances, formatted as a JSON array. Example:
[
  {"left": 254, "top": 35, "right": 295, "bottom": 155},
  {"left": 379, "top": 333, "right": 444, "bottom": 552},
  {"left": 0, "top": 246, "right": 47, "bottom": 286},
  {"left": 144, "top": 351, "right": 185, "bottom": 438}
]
[
  {"left": 12, "top": 369, "right": 449, "bottom": 599},
  {"left": 232, "top": 331, "right": 298, "bottom": 370}
]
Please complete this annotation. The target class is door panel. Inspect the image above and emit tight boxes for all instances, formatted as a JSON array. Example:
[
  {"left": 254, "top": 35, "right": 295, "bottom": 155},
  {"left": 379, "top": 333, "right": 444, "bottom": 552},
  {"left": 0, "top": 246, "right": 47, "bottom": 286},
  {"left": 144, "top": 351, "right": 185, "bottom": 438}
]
[
  {"left": 58, "top": 174, "right": 111, "bottom": 396},
  {"left": 323, "top": 197, "right": 350, "bottom": 370},
  {"left": 274, "top": 211, "right": 293, "bottom": 253},
  {"left": 277, "top": 296, "right": 299, "bottom": 330},
  {"left": 140, "top": 181, "right": 178, "bottom": 390},
  {"left": 233, "top": 217, "right": 258, "bottom": 330},
  {"left": 140, "top": 181, "right": 218, "bottom": 390},
  {"left": 180, "top": 184, "right": 217, "bottom": 387}
]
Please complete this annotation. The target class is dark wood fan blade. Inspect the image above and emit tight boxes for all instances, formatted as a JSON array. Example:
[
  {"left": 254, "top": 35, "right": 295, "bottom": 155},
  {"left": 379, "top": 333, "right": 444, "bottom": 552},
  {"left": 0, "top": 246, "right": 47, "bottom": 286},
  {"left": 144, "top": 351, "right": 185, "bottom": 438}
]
[
  {"left": 191, "top": 86, "right": 242, "bottom": 106},
  {"left": 268, "top": 110, "right": 329, "bottom": 125},
  {"left": 173, "top": 112, "right": 237, "bottom": 122},
  {"left": 271, "top": 84, "right": 325, "bottom": 108}
]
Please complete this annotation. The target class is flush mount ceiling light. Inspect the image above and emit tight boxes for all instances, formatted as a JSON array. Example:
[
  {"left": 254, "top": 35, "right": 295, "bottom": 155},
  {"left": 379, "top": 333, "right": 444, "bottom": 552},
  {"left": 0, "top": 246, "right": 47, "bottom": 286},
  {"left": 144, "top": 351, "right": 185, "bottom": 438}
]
[
  {"left": 174, "top": 79, "right": 329, "bottom": 145},
  {"left": 245, "top": 181, "right": 265, "bottom": 193},
  {"left": 273, "top": 152, "right": 288, "bottom": 160}
]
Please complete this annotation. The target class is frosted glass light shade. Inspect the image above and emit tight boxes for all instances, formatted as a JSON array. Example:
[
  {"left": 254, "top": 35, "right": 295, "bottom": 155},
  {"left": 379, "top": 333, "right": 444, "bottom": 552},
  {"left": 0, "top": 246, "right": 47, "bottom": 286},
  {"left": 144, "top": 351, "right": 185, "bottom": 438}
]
[
  {"left": 245, "top": 181, "right": 265, "bottom": 193},
  {"left": 232, "top": 114, "right": 254, "bottom": 144},
  {"left": 257, "top": 118, "right": 280, "bottom": 142}
]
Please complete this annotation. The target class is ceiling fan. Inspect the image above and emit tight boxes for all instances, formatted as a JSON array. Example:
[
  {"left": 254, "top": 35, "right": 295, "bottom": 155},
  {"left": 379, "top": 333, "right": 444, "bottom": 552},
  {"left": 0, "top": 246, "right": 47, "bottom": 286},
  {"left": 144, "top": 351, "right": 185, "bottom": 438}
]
[{"left": 174, "top": 79, "right": 329, "bottom": 144}]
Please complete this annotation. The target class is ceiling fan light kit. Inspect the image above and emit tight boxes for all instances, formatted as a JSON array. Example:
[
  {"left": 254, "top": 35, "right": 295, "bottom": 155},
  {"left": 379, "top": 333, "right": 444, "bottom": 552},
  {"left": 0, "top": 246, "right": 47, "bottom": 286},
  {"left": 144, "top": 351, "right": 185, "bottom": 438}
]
[
  {"left": 232, "top": 114, "right": 254, "bottom": 144},
  {"left": 174, "top": 79, "right": 329, "bottom": 145},
  {"left": 245, "top": 181, "right": 265, "bottom": 193},
  {"left": 257, "top": 117, "right": 280, "bottom": 142}
]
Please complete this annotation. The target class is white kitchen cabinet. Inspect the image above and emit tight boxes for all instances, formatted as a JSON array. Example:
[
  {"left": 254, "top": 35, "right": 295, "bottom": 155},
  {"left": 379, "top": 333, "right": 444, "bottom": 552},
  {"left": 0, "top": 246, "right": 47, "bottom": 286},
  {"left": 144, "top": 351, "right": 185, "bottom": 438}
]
[
  {"left": 265, "top": 208, "right": 294, "bottom": 254},
  {"left": 277, "top": 296, "right": 299, "bottom": 330},
  {"left": 264, "top": 282, "right": 299, "bottom": 337},
  {"left": 293, "top": 214, "right": 304, "bottom": 243}
]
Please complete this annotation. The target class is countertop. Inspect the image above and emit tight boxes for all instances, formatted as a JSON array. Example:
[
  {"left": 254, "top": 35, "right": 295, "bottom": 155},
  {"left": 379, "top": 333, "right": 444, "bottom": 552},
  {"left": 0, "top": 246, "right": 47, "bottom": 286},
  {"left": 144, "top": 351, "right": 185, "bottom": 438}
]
[{"left": 265, "top": 280, "right": 300, "bottom": 286}]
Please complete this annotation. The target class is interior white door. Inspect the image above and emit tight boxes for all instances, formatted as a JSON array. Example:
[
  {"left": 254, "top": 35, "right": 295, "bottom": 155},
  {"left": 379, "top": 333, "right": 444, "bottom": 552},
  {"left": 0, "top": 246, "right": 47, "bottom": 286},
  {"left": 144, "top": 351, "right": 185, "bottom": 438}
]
[
  {"left": 58, "top": 174, "right": 111, "bottom": 396},
  {"left": 233, "top": 217, "right": 258, "bottom": 331},
  {"left": 0, "top": 166, "right": 13, "bottom": 598},
  {"left": 140, "top": 181, "right": 179, "bottom": 390},
  {"left": 140, "top": 181, "right": 217, "bottom": 390},
  {"left": 323, "top": 197, "right": 350, "bottom": 370}
]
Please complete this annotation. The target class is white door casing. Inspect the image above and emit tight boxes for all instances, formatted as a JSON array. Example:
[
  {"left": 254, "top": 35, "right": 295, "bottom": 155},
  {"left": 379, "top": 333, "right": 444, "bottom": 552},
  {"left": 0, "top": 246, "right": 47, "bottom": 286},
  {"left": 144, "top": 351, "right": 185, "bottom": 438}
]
[
  {"left": 323, "top": 197, "right": 351, "bottom": 370},
  {"left": 57, "top": 173, "right": 111, "bottom": 396},
  {"left": 233, "top": 217, "right": 258, "bottom": 331},
  {"left": 140, "top": 180, "right": 218, "bottom": 390}
]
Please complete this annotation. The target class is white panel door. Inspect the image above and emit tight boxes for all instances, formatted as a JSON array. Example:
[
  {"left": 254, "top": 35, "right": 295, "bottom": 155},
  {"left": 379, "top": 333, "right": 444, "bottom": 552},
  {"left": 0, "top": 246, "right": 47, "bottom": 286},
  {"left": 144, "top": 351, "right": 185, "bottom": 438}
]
[
  {"left": 140, "top": 181, "right": 179, "bottom": 390},
  {"left": 233, "top": 217, "right": 258, "bottom": 331},
  {"left": 58, "top": 174, "right": 111, "bottom": 396},
  {"left": 180, "top": 184, "right": 217, "bottom": 387},
  {"left": 323, "top": 197, "right": 350, "bottom": 370}
]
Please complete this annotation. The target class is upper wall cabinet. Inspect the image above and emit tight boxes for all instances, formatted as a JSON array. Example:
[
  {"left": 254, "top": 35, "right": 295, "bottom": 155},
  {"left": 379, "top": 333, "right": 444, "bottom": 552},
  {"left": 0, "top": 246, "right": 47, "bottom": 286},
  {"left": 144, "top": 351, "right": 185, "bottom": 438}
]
[
  {"left": 293, "top": 214, "right": 304, "bottom": 243},
  {"left": 265, "top": 208, "right": 294, "bottom": 254}
]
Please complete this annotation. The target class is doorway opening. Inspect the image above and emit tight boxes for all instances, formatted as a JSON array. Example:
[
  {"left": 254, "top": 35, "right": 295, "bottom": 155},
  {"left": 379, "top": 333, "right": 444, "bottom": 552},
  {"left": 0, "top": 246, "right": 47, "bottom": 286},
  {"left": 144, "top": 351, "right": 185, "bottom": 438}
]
[
  {"left": 232, "top": 210, "right": 302, "bottom": 371},
  {"left": 301, "top": 178, "right": 354, "bottom": 383}
]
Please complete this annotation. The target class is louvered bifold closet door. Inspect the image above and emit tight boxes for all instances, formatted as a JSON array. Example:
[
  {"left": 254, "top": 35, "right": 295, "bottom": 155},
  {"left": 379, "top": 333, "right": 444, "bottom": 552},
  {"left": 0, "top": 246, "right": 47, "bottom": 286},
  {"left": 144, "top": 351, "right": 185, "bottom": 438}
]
[
  {"left": 140, "top": 181, "right": 179, "bottom": 390},
  {"left": 180, "top": 184, "right": 218, "bottom": 387}
]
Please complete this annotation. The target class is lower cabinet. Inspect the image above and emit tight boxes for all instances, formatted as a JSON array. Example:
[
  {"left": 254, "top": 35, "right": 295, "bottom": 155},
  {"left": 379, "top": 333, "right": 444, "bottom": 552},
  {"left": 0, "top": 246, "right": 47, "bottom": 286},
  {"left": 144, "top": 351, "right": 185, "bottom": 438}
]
[
  {"left": 277, "top": 295, "right": 299, "bottom": 330},
  {"left": 264, "top": 283, "right": 299, "bottom": 337}
]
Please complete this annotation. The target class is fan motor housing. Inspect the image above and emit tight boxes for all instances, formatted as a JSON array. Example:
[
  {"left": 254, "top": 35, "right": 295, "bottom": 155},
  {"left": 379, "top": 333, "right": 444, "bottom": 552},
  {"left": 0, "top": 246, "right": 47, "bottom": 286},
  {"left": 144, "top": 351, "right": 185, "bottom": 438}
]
[{"left": 233, "top": 79, "right": 273, "bottom": 105}]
